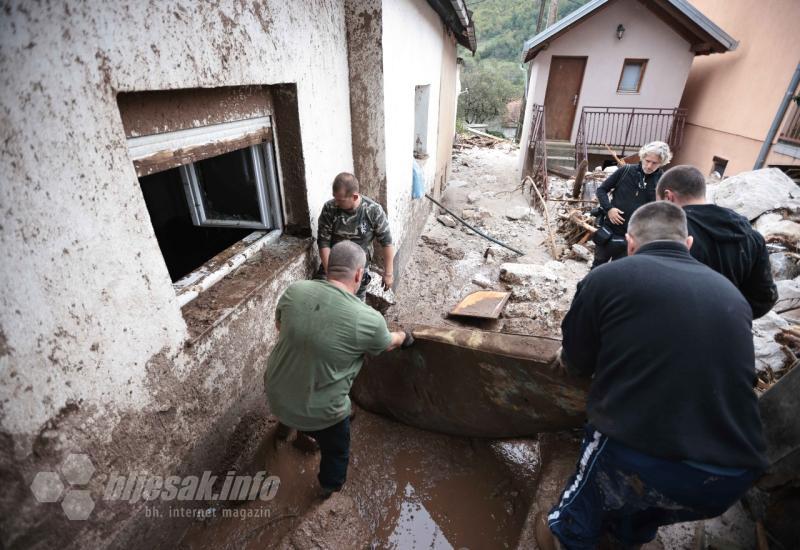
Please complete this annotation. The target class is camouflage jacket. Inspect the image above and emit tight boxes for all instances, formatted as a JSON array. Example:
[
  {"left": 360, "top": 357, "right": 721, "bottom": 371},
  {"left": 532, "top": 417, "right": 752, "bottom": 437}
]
[{"left": 317, "top": 196, "right": 392, "bottom": 263}]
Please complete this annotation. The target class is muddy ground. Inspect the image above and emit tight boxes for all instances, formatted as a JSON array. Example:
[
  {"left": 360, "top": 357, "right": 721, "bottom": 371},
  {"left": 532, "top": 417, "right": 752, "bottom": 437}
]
[{"left": 176, "top": 145, "right": 754, "bottom": 549}]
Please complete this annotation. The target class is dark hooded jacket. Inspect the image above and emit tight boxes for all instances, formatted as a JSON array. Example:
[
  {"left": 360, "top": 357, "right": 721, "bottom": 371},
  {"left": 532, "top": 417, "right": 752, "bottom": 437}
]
[
  {"left": 596, "top": 163, "right": 663, "bottom": 235},
  {"left": 684, "top": 204, "right": 777, "bottom": 319}
]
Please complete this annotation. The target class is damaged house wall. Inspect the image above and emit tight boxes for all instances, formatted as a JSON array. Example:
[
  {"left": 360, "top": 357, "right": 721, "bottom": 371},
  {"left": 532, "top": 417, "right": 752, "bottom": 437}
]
[
  {"left": 382, "top": 0, "right": 457, "bottom": 280},
  {"left": 0, "top": 1, "right": 354, "bottom": 548}
]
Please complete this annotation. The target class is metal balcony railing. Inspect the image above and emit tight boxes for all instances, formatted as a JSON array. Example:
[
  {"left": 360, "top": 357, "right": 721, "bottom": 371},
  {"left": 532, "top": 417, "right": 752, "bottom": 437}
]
[
  {"left": 525, "top": 104, "right": 548, "bottom": 203},
  {"left": 575, "top": 107, "right": 687, "bottom": 167}
]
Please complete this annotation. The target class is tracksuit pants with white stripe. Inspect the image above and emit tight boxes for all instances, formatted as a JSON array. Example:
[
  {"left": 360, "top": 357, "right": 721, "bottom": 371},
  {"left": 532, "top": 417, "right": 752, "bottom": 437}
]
[{"left": 548, "top": 425, "right": 760, "bottom": 549}]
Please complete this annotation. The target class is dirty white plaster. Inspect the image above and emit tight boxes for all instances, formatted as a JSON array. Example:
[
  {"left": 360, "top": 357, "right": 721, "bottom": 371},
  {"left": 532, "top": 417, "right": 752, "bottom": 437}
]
[
  {"left": 381, "top": 0, "right": 447, "bottom": 248},
  {"left": 518, "top": 0, "right": 694, "bottom": 173},
  {"left": 0, "top": 0, "right": 352, "bottom": 446}
]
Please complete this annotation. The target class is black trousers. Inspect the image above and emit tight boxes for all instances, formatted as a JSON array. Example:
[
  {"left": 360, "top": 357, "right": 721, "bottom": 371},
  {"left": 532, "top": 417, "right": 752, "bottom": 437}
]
[
  {"left": 303, "top": 417, "right": 351, "bottom": 491},
  {"left": 591, "top": 235, "right": 628, "bottom": 270}
]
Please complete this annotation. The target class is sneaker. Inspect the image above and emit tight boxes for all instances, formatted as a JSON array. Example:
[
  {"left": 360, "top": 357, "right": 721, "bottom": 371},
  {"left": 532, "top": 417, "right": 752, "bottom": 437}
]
[
  {"left": 535, "top": 512, "right": 561, "bottom": 550},
  {"left": 292, "top": 433, "right": 320, "bottom": 454}
]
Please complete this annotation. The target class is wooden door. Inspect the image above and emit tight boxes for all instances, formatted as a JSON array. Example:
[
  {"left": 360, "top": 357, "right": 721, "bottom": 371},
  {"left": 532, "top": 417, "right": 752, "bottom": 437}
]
[{"left": 543, "top": 56, "right": 587, "bottom": 140}]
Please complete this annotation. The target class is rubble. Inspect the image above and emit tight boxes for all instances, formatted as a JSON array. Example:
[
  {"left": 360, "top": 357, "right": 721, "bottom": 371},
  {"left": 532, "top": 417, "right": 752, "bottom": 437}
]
[
  {"left": 571, "top": 244, "right": 593, "bottom": 262},
  {"left": 505, "top": 206, "right": 532, "bottom": 221},
  {"left": 436, "top": 214, "right": 457, "bottom": 228},
  {"left": 711, "top": 168, "right": 800, "bottom": 221},
  {"left": 755, "top": 212, "right": 800, "bottom": 248}
]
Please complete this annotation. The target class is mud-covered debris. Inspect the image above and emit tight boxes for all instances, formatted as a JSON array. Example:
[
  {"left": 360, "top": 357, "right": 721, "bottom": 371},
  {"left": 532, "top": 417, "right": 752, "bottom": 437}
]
[
  {"left": 437, "top": 214, "right": 457, "bottom": 228},
  {"left": 770, "top": 252, "right": 800, "bottom": 280},
  {"left": 499, "top": 261, "right": 565, "bottom": 286},
  {"left": 440, "top": 247, "right": 465, "bottom": 260},
  {"left": 753, "top": 312, "right": 790, "bottom": 373},
  {"left": 461, "top": 207, "right": 492, "bottom": 221},
  {"left": 420, "top": 235, "right": 447, "bottom": 248},
  {"left": 505, "top": 206, "right": 532, "bottom": 221},
  {"left": 277, "top": 494, "right": 370, "bottom": 550},
  {"left": 755, "top": 213, "right": 800, "bottom": 248},
  {"left": 467, "top": 191, "right": 481, "bottom": 204},
  {"left": 472, "top": 274, "right": 492, "bottom": 288},
  {"left": 571, "top": 244, "right": 593, "bottom": 262}
]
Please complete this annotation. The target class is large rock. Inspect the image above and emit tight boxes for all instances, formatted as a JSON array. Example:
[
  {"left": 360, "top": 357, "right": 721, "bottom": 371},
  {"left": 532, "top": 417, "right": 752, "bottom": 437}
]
[
  {"left": 499, "top": 261, "right": 565, "bottom": 285},
  {"left": 770, "top": 252, "right": 800, "bottom": 280},
  {"left": 711, "top": 168, "right": 800, "bottom": 221},
  {"left": 753, "top": 312, "right": 790, "bottom": 373}
]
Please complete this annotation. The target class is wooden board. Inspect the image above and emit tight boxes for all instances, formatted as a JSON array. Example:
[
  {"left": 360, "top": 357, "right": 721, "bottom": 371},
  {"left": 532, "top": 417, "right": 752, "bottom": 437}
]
[
  {"left": 351, "top": 326, "right": 589, "bottom": 438},
  {"left": 449, "top": 290, "right": 510, "bottom": 319}
]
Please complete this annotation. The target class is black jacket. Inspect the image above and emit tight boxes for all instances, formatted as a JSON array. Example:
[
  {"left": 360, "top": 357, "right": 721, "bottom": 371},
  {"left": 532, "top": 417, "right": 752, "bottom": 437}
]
[
  {"left": 562, "top": 241, "right": 768, "bottom": 470},
  {"left": 684, "top": 204, "right": 777, "bottom": 319},
  {"left": 596, "top": 164, "right": 662, "bottom": 235}
]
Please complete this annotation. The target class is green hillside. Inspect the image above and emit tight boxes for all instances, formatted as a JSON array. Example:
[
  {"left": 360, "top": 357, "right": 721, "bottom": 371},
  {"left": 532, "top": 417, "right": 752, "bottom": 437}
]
[{"left": 459, "top": 0, "right": 591, "bottom": 125}]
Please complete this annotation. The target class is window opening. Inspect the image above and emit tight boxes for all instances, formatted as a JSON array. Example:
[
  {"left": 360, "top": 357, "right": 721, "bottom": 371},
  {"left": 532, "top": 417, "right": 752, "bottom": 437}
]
[
  {"left": 617, "top": 59, "right": 647, "bottom": 93},
  {"left": 414, "top": 85, "right": 431, "bottom": 159}
]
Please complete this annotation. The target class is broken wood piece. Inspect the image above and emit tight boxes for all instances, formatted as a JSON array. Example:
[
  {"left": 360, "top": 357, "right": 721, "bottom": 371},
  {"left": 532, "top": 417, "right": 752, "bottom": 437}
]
[
  {"left": 449, "top": 290, "right": 510, "bottom": 320},
  {"left": 524, "top": 176, "right": 559, "bottom": 259},
  {"left": 572, "top": 159, "right": 588, "bottom": 199},
  {"left": 465, "top": 126, "right": 508, "bottom": 142},
  {"left": 604, "top": 143, "right": 625, "bottom": 166}
]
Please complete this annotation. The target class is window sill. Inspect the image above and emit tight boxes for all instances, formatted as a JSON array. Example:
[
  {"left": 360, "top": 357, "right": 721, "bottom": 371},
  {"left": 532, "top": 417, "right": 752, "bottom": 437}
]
[
  {"left": 181, "top": 235, "right": 312, "bottom": 341},
  {"left": 616, "top": 91, "right": 641, "bottom": 95}
]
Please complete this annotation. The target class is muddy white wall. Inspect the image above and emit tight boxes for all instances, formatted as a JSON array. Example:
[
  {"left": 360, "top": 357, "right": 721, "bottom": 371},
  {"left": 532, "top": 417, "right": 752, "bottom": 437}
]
[
  {"left": 382, "top": 0, "right": 449, "bottom": 251},
  {"left": 0, "top": 1, "right": 352, "bottom": 547},
  {"left": 518, "top": 0, "right": 694, "bottom": 172}
]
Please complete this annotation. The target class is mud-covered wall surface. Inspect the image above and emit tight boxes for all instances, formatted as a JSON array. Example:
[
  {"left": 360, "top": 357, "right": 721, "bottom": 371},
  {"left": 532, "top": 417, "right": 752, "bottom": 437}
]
[
  {"left": 346, "top": 0, "right": 388, "bottom": 207},
  {"left": 0, "top": 0, "right": 352, "bottom": 547},
  {"left": 382, "top": 0, "right": 457, "bottom": 284}
]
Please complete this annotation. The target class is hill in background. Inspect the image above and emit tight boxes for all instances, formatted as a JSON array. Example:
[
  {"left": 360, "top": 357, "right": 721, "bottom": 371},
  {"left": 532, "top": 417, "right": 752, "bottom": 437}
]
[{"left": 459, "top": 0, "right": 590, "bottom": 129}]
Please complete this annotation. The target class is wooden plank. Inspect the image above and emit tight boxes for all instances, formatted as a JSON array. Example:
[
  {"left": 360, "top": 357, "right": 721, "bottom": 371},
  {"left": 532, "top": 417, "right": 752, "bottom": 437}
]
[
  {"left": 449, "top": 291, "right": 510, "bottom": 319},
  {"left": 351, "top": 326, "right": 589, "bottom": 438}
]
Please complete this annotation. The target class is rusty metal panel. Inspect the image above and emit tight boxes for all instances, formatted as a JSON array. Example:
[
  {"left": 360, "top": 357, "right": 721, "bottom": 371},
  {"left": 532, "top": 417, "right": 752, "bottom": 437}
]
[
  {"left": 352, "top": 326, "right": 588, "bottom": 438},
  {"left": 449, "top": 290, "right": 510, "bottom": 319}
]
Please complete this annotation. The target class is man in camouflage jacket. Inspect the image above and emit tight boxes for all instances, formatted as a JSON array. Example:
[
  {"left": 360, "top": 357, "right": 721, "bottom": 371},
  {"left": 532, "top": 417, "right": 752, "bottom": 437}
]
[{"left": 317, "top": 172, "right": 394, "bottom": 300}]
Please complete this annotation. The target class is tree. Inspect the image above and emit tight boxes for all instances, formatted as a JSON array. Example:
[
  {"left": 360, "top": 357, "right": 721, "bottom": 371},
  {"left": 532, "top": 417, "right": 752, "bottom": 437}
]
[{"left": 459, "top": 59, "right": 521, "bottom": 124}]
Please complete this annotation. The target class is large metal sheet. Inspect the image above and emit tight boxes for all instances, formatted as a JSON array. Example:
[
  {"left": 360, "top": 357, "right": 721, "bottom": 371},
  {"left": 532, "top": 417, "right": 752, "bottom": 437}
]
[{"left": 352, "top": 326, "right": 589, "bottom": 438}]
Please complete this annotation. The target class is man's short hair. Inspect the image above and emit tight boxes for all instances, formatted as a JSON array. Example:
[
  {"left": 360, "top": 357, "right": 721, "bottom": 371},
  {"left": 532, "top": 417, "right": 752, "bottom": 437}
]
[
  {"left": 327, "top": 241, "right": 366, "bottom": 281},
  {"left": 656, "top": 165, "right": 706, "bottom": 200},
  {"left": 628, "top": 201, "right": 688, "bottom": 246},
  {"left": 639, "top": 141, "right": 673, "bottom": 165},
  {"left": 332, "top": 172, "right": 359, "bottom": 195}
]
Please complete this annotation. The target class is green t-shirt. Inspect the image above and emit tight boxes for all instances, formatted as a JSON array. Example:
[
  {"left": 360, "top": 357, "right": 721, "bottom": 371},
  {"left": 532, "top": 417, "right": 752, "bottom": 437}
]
[{"left": 265, "top": 280, "right": 392, "bottom": 431}]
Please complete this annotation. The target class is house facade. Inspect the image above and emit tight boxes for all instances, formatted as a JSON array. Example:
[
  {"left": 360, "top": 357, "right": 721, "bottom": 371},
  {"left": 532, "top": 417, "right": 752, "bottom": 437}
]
[
  {"left": 0, "top": 1, "right": 474, "bottom": 548},
  {"left": 517, "top": 0, "right": 734, "bottom": 181},
  {"left": 674, "top": 0, "right": 800, "bottom": 177}
]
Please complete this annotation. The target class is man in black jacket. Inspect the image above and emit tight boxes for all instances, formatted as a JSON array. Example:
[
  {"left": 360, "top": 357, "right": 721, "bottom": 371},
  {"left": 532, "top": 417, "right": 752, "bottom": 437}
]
[
  {"left": 537, "top": 202, "right": 767, "bottom": 550},
  {"left": 592, "top": 141, "right": 672, "bottom": 269},
  {"left": 657, "top": 164, "right": 778, "bottom": 318}
]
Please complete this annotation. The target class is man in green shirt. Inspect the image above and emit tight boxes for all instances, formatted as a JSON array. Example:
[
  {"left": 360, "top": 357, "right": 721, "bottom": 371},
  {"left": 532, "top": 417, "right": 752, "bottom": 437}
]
[
  {"left": 265, "top": 241, "right": 410, "bottom": 497},
  {"left": 316, "top": 172, "right": 395, "bottom": 300}
]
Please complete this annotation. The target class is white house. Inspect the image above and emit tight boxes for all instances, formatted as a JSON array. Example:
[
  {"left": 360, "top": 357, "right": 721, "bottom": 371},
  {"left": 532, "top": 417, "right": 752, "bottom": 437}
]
[{"left": 517, "top": 0, "right": 735, "bottom": 180}]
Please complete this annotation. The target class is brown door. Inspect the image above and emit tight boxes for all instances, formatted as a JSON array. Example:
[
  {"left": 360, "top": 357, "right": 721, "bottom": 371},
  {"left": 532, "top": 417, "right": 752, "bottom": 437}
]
[{"left": 543, "top": 56, "right": 587, "bottom": 140}]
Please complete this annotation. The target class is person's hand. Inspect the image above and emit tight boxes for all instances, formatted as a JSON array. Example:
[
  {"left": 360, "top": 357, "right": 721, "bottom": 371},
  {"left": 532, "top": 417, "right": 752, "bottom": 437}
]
[
  {"left": 382, "top": 272, "right": 394, "bottom": 290},
  {"left": 548, "top": 347, "right": 568, "bottom": 376},
  {"left": 607, "top": 207, "right": 625, "bottom": 225},
  {"left": 401, "top": 329, "right": 415, "bottom": 349}
]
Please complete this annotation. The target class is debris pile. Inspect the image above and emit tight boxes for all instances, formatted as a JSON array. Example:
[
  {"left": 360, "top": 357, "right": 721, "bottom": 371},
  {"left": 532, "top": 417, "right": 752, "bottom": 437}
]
[{"left": 708, "top": 168, "right": 800, "bottom": 391}]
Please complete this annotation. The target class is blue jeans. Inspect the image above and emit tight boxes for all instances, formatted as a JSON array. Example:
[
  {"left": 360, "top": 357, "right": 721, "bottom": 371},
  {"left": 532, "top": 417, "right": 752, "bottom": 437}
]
[
  {"left": 303, "top": 417, "right": 350, "bottom": 491},
  {"left": 548, "top": 425, "right": 760, "bottom": 549}
]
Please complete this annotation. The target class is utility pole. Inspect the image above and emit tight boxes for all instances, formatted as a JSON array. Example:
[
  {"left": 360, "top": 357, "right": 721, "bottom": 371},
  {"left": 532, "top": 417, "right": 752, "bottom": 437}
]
[
  {"left": 516, "top": 0, "right": 553, "bottom": 143},
  {"left": 546, "top": 0, "right": 559, "bottom": 27}
]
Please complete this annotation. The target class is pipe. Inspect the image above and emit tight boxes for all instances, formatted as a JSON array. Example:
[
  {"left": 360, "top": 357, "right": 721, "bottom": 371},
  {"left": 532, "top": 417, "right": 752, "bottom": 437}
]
[
  {"left": 754, "top": 62, "right": 800, "bottom": 170},
  {"left": 424, "top": 194, "right": 525, "bottom": 256}
]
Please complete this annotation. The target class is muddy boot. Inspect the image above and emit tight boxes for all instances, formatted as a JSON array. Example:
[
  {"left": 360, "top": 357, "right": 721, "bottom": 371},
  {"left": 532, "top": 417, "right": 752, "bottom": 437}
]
[
  {"left": 319, "top": 485, "right": 341, "bottom": 500},
  {"left": 535, "top": 513, "right": 562, "bottom": 550},
  {"left": 292, "top": 432, "right": 320, "bottom": 454}
]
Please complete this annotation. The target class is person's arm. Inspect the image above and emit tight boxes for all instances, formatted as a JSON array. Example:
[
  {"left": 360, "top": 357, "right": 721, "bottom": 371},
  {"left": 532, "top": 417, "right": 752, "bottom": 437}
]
[
  {"left": 370, "top": 204, "right": 394, "bottom": 288},
  {"left": 742, "top": 232, "right": 779, "bottom": 319},
  {"left": 381, "top": 245, "right": 396, "bottom": 290},
  {"left": 560, "top": 279, "right": 600, "bottom": 377},
  {"left": 319, "top": 247, "right": 331, "bottom": 273},
  {"left": 596, "top": 167, "right": 625, "bottom": 224},
  {"left": 384, "top": 331, "right": 406, "bottom": 351},
  {"left": 317, "top": 203, "right": 334, "bottom": 272}
]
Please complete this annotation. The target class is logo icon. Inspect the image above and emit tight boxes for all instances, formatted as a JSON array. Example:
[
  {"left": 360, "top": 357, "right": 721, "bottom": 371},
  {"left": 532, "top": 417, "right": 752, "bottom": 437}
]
[{"left": 30, "top": 453, "right": 96, "bottom": 520}]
